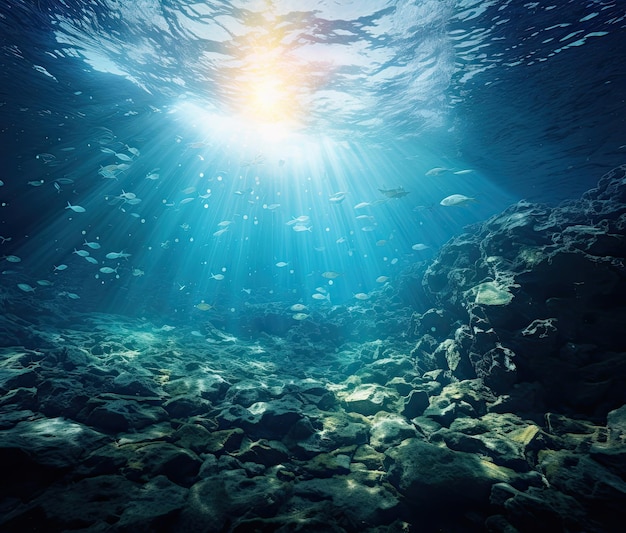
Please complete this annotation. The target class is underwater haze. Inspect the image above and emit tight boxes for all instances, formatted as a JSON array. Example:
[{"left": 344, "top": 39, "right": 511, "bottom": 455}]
[{"left": 1, "top": 1, "right": 626, "bottom": 532}]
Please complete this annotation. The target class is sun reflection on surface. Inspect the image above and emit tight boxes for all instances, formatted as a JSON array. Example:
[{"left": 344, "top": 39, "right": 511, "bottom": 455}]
[{"left": 232, "top": 12, "right": 307, "bottom": 135}]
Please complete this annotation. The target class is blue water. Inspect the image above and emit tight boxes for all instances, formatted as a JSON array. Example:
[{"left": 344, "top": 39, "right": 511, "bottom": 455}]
[{"left": 1, "top": 0, "right": 624, "bottom": 321}]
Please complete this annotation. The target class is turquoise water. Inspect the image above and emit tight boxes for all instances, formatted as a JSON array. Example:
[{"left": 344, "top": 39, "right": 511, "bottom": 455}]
[{"left": 0, "top": 0, "right": 624, "bottom": 320}]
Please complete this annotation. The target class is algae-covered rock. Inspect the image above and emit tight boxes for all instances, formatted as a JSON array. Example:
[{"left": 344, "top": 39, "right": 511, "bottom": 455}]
[
  {"left": 342, "top": 383, "right": 400, "bottom": 416},
  {"left": 384, "top": 438, "right": 514, "bottom": 510},
  {"left": 472, "top": 281, "right": 515, "bottom": 306},
  {"left": 369, "top": 412, "right": 419, "bottom": 451}
]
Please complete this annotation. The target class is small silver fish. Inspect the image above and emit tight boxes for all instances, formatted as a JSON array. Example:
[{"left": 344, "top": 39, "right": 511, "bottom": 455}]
[{"left": 66, "top": 202, "right": 86, "bottom": 213}]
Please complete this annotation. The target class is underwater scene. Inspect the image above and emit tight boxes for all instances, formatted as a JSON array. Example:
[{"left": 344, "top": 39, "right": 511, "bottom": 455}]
[{"left": 1, "top": 1, "right": 625, "bottom": 531}]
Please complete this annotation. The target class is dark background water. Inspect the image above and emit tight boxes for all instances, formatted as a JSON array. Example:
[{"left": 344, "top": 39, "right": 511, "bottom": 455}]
[{"left": 0, "top": 0, "right": 624, "bottom": 317}]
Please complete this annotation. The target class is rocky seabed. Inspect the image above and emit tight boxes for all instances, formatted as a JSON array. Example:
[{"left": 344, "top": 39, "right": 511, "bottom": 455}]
[{"left": 2, "top": 166, "right": 626, "bottom": 532}]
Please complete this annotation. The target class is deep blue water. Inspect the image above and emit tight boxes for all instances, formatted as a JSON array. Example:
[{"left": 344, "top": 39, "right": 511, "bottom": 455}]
[{"left": 1, "top": 0, "right": 624, "bottom": 321}]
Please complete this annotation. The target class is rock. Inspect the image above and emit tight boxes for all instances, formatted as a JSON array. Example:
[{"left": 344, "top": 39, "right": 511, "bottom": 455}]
[
  {"left": 433, "top": 337, "right": 474, "bottom": 379},
  {"left": 402, "top": 389, "right": 429, "bottom": 419},
  {"left": 424, "top": 380, "right": 493, "bottom": 426},
  {"left": 84, "top": 399, "right": 168, "bottom": 433},
  {"left": 121, "top": 442, "right": 202, "bottom": 486},
  {"left": 163, "top": 373, "right": 230, "bottom": 402},
  {"left": 3, "top": 475, "right": 140, "bottom": 530},
  {"left": 292, "top": 475, "right": 405, "bottom": 526},
  {"left": 232, "top": 438, "right": 290, "bottom": 466},
  {"left": 291, "top": 411, "right": 369, "bottom": 455},
  {"left": 539, "top": 448, "right": 626, "bottom": 515},
  {"left": 179, "top": 469, "right": 290, "bottom": 530},
  {"left": 489, "top": 484, "right": 588, "bottom": 532},
  {"left": 116, "top": 475, "right": 187, "bottom": 531},
  {"left": 591, "top": 405, "right": 626, "bottom": 472},
  {"left": 163, "top": 395, "right": 211, "bottom": 418},
  {"left": 0, "top": 417, "right": 108, "bottom": 470},
  {"left": 204, "top": 427, "right": 245, "bottom": 454},
  {"left": 112, "top": 372, "right": 163, "bottom": 397},
  {"left": 342, "top": 384, "right": 400, "bottom": 416},
  {"left": 302, "top": 451, "right": 352, "bottom": 477},
  {"left": 384, "top": 438, "right": 514, "bottom": 520},
  {"left": 369, "top": 412, "right": 419, "bottom": 451}
]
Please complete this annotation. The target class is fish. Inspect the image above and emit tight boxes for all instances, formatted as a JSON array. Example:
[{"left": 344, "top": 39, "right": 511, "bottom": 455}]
[
  {"left": 322, "top": 271, "right": 342, "bottom": 279},
  {"left": 275, "top": 262, "right": 289, "bottom": 268},
  {"left": 329, "top": 192, "right": 347, "bottom": 203},
  {"left": 179, "top": 197, "right": 195, "bottom": 205},
  {"left": 213, "top": 228, "right": 229, "bottom": 237},
  {"left": 4, "top": 255, "right": 21, "bottom": 262},
  {"left": 292, "top": 225, "right": 312, "bottom": 232},
  {"left": 210, "top": 273, "right": 225, "bottom": 280},
  {"left": 217, "top": 220, "right": 233, "bottom": 227},
  {"left": 265, "top": 203, "right": 280, "bottom": 210},
  {"left": 83, "top": 240, "right": 101, "bottom": 249},
  {"left": 66, "top": 202, "right": 86, "bottom": 213},
  {"left": 376, "top": 276, "right": 390, "bottom": 283},
  {"left": 84, "top": 256, "right": 99, "bottom": 264},
  {"left": 412, "top": 243, "right": 429, "bottom": 251},
  {"left": 426, "top": 167, "right": 451, "bottom": 176},
  {"left": 181, "top": 186, "right": 196, "bottom": 195},
  {"left": 195, "top": 302, "right": 213, "bottom": 311},
  {"left": 354, "top": 293, "right": 370, "bottom": 300},
  {"left": 354, "top": 202, "right": 371, "bottom": 210},
  {"left": 28, "top": 180, "right": 45, "bottom": 186},
  {"left": 131, "top": 268, "right": 144, "bottom": 276},
  {"left": 187, "top": 142, "right": 208, "bottom": 149},
  {"left": 378, "top": 187, "right": 410, "bottom": 198},
  {"left": 64, "top": 292, "right": 80, "bottom": 299},
  {"left": 54, "top": 264, "right": 68, "bottom": 271},
  {"left": 17, "top": 283, "right": 35, "bottom": 292},
  {"left": 73, "top": 249, "right": 90, "bottom": 257},
  {"left": 361, "top": 226, "right": 376, "bottom": 232},
  {"left": 286, "top": 216, "right": 310, "bottom": 226},
  {"left": 118, "top": 190, "right": 136, "bottom": 200},
  {"left": 105, "top": 251, "right": 131, "bottom": 260},
  {"left": 126, "top": 146, "right": 140, "bottom": 157},
  {"left": 453, "top": 169, "right": 474, "bottom": 175},
  {"left": 312, "top": 293, "right": 330, "bottom": 302},
  {"left": 145, "top": 172, "right": 160, "bottom": 180},
  {"left": 290, "top": 303, "right": 308, "bottom": 312},
  {"left": 292, "top": 313, "right": 309, "bottom": 321},
  {"left": 37, "top": 280, "right": 53, "bottom": 286},
  {"left": 115, "top": 152, "right": 133, "bottom": 162},
  {"left": 440, "top": 194, "right": 477, "bottom": 207},
  {"left": 99, "top": 266, "right": 118, "bottom": 274}
]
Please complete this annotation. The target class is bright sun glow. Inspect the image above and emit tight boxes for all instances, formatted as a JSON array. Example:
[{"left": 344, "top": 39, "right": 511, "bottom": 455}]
[
  {"left": 233, "top": 16, "right": 306, "bottom": 134},
  {"left": 238, "top": 57, "right": 302, "bottom": 134}
]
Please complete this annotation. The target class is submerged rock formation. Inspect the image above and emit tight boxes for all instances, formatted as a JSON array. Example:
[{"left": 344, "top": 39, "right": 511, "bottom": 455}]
[{"left": 1, "top": 166, "right": 625, "bottom": 532}]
